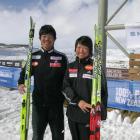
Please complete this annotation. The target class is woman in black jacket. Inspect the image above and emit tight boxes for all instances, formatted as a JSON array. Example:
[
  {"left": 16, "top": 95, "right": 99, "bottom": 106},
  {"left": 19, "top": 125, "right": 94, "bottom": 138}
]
[{"left": 63, "top": 36, "right": 108, "bottom": 140}]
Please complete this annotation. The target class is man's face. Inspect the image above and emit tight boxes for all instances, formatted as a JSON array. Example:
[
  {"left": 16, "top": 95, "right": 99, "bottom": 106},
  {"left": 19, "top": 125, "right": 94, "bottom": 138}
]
[
  {"left": 40, "top": 34, "right": 55, "bottom": 51},
  {"left": 76, "top": 43, "right": 90, "bottom": 59}
]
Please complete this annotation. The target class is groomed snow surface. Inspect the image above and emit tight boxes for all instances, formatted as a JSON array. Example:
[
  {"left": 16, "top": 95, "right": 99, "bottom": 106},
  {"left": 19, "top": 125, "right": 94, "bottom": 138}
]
[{"left": 0, "top": 88, "right": 140, "bottom": 140}]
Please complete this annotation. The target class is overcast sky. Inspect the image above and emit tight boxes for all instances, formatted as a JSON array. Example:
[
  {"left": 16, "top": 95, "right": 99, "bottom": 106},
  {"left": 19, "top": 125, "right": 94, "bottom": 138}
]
[{"left": 0, "top": 0, "right": 140, "bottom": 51}]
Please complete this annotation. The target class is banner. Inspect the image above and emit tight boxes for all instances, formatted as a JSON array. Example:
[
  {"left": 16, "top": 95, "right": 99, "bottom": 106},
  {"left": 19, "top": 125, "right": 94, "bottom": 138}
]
[
  {"left": 0, "top": 66, "right": 34, "bottom": 90},
  {"left": 0, "top": 66, "right": 140, "bottom": 112},
  {"left": 0, "top": 66, "right": 21, "bottom": 88},
  {"left": 125, "top": 23, "right": 140, "bottom": 49},
  {"left": 108, "top": 79, "right": 140, "bottom": 112},
  {"left": 0, "top": 60, "right": 22, "bottom": 68}
]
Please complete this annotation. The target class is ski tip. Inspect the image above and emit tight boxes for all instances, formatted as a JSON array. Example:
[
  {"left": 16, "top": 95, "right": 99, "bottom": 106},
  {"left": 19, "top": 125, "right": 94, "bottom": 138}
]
[{"left": 30, "top": 16, "right": 35, "bottom": 29}]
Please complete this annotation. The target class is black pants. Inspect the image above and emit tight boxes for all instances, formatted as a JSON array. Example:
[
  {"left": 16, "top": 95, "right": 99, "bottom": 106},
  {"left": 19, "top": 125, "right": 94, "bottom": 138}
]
[
  {"left": 68, "top": 119, "right": 90, "bottom": 140},
  {"left": 32, "top": 104, "right": 64, "bottom": 140}
]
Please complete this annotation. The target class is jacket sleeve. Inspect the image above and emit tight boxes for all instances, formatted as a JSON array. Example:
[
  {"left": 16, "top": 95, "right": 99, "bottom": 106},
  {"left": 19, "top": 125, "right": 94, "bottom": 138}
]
[
  {"left": 62, "top": 68, "right": 81, "bottom": 105},
  {"left": 18, "top": 62, "right": 33, "bottom": 85},
  {"left": 18, "top": 66, "right": 26, "bottom": 85},
  {"left": 101, "top": 68, "right": 108, "bottom": 120}
]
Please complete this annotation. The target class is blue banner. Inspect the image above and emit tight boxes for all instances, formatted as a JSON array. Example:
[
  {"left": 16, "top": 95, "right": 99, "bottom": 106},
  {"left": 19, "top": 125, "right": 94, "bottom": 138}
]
[
  {"left": 0, "top": 66, "right": 21, "bottom": 88},
  {"left": 108, "top": 79, "right": 140, "bottom": 112},
  {"left": 0, "top": 66, "right": 140, "bottom": 112}
]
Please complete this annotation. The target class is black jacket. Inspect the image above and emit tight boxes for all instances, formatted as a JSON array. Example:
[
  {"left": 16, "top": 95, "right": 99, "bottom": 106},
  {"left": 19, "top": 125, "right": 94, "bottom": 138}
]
[
  {"left": 18, "top": 48, "right": 68, "bottom": 106},
  {"left": 63, "top": 57, "right": 108, "bottom": 123}
]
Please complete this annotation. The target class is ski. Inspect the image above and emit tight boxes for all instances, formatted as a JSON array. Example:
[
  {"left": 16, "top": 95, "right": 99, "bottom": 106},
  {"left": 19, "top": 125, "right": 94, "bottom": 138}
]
[
  {"left": 20, "top": 16, "right": 35, "bottom": 140},
  {"left": 90, "top": 25, "right": 102, "bottom": 140}
]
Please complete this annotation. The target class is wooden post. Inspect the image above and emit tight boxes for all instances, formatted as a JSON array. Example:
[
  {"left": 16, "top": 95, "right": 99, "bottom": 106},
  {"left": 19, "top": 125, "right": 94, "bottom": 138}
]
[{"left": 129, "top": 54, "right": 140, "bottom": 80}]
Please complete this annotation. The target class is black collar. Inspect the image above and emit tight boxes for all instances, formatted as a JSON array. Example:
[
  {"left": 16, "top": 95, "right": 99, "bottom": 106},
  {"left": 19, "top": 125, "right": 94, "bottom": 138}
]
[
  {"left": 76, "top": 57, "right": 92, "bottom": 65},
  {"left": 41, "top": 48, "right": 54, "bottom": 54}
]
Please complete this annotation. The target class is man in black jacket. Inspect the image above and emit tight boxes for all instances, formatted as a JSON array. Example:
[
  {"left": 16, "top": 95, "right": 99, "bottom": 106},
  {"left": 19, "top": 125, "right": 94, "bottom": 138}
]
[
  {"left": 63, "top": 36, "right": 108, "bottom": 140},
  {"left": 18, "top": 25, "right": 67, "bottom": 140}
]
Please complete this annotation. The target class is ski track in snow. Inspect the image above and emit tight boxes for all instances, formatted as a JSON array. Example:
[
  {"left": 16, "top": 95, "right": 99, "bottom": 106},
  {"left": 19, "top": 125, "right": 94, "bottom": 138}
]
[{"left": 0, "top": 88, "right": 140, "bottom": 140}]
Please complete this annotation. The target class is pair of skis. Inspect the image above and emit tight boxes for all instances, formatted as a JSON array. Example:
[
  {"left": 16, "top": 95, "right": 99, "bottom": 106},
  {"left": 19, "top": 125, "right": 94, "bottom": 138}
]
[
  {"left": 20, "top": 17, "right": 35, "bottom": 140},
  {"left": 90, "top": 25, "right": 102, "bottom": 140}
]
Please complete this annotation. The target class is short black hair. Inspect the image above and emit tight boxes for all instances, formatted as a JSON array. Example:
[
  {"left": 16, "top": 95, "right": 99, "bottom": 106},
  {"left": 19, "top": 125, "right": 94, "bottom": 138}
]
[
  {"left": 75, "top": 36, "right": 93, "bottom": 56},
  {"left": 39, "top": 25, "right": 56, "bottom": 39}
]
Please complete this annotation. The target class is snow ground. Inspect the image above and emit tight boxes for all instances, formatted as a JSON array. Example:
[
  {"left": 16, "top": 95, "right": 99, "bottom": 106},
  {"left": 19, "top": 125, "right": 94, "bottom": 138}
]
[{"left": 0, "top": 88, "right": 140, "bottom": 140}]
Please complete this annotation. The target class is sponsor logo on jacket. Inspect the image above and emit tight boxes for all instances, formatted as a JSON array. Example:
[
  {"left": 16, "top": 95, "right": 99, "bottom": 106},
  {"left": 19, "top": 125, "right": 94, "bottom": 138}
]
[
  {"left": 69, "top": 68, "right": 78, "bottom": 77},
  {"left": 82, "top": 74, "right": 92, "bottom": 79},
  {"left": 32, "top": 55, "right": 41, "bottom": 59},
  {"left": 50, "top": 60, "right": 61, "bottom": 67},
  {"left": 32, "top": 61, "right": 38, "bottom": 66},
  {"left": 85, "top": 65, "right": 93, "bottom": 71},
  {"left": 69, "top": 68, "right": 78, "bottom": 73},
  {"left": 50, "top": 56, "right": 62, "bottom": 60}
]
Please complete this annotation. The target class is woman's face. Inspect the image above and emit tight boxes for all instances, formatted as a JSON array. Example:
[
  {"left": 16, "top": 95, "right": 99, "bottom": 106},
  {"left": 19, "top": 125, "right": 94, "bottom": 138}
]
[{"left": 75, "top": 43, "right": 90, "bottom": 59}]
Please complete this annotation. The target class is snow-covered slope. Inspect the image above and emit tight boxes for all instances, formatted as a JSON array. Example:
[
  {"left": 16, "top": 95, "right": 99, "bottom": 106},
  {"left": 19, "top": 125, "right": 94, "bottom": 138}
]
[{"left": 0, "top": 88, "right": 140, "bottom": 140}]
